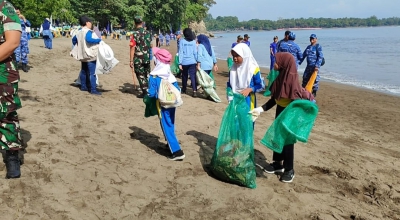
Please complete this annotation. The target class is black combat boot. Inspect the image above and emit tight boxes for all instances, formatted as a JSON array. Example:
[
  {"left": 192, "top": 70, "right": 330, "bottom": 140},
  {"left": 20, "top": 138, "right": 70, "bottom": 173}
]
[
  {"left": 5, "top": 150, "right": 21, "bottom": 179},
  {"left": 22, "top": 63, "right": 28, "bottom": 72}
]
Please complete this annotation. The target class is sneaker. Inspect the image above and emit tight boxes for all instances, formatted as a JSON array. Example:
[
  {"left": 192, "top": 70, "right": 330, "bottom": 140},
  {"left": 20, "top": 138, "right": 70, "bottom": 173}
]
[
  {"left": 263, "top": 162, "right": 284, "bottom": 174},
  {"left": 90, "top": 90, "right": 102, "bottom": 95},
  {"left": 136, "top": 93, "right": 145, "bottom": 98},
  {"left": 5, "top": 151, "right": 21, "bottom": 179},
  {"left": 280, "top": 169, "right": 295, "bottom": 183},
  {"left": 168, "top": 150, "right": 185, "bottom": 161},
  {"left": 192, "top": 92, "right": 197, "bottom": 98}
]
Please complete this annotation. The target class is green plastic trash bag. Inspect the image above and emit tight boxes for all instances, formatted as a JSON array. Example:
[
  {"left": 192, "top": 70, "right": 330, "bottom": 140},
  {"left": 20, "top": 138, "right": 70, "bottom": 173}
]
[
  {"left": 261, "top": 100, "right": 319, "bottom": 153},
  {"left": 209, "top": 71, "right": 216, "bottom": 89},
  {"left": 170, "top": 54, "right": 180, "bottom": 75},
  {"left": 227, "top": 57, "right": 233, "bottom": 72},
  {"left": 196, "top": 69, "right": 221, "bottom": 103},
  {"left": 143, "top": 95, "right": 158, "bottom": 118},
  {"left": 210, "top": 88, "right": 256, "bottom": 189},
  {"left": 263, "top": 69, "right": 279, "bottom": 97}
]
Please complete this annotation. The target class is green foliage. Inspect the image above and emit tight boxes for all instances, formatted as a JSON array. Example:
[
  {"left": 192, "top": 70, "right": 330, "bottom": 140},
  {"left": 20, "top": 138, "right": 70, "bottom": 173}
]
[
  {"left": 11, "top": 0, "right": 215, "bottom": 31},
  {"left": 205, "top": 14, "right": 400, "bottom": 31}
]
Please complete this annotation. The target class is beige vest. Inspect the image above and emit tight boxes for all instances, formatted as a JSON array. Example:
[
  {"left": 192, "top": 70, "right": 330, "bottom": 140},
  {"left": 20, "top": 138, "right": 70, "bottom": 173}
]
[{"left": 76, "top": 27, "right": 99, "bottom": 62}]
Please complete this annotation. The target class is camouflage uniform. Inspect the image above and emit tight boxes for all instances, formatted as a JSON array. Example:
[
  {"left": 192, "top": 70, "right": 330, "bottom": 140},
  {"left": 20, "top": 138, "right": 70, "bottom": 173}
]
[
  {"left": 132, "top": 16, "right": 151, "bottom": 93},
  {"left": 14, "top": 17, "right": 30, "bottom": 64},
  {"left": 0, "top": 1, "right": 23, "bottom": 150}
]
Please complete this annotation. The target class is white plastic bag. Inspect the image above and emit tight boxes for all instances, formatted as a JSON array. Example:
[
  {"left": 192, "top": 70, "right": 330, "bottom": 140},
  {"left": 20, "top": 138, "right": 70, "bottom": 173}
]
[
  {"left": 95, "top": 41, "right": 119, "bottom": 75},
  {"left": 196, "top": 69, "right": 221, "bottom": 103},
  {"left": 158, "top": 79, "right": 183, "bottom": 108}
]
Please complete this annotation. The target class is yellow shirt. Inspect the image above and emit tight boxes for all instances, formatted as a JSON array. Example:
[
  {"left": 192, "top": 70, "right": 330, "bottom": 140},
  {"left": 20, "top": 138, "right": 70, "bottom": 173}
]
[{"left": 275, "top": 98, "right": 292, "bottom": 107}]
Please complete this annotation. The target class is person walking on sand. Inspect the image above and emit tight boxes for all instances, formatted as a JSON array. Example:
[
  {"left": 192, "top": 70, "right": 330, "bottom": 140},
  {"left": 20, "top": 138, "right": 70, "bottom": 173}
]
[
  {"left": 227, "top": 43, "right": 264, "bottom": 113},
  {"left": 14, "top": 8, "right": 30, "bottom": 72},
  {"left": 0, "top": 0, "right": 26, "bottom": 178},
  {"left": 72, "top": 15, "right": 102, "bottom": 95},
  {"left": 40, "top": 18, "right": 53, "bottom": 49},
  {"left": 270, "top": 36, "right": 278, "bottom": 70},
  {"left": 147, "top": 47, "right": 185, "bottom": 161},
  {"left": 130, "top": 16, "right": 151, "bottom": 98},
  {"left": 231, "top": 35, "right": 243, "bottom": 48},
  {"left": 243, "top": 34, "right": 250, "bottom": 47},
  {"left": 165, "top": 32, "right": 170, "bottom": 46},
  {"left": 178, "top": 28, "right": 198, "bottom": 97},
  {"left": 196, "top": 34, "right": 218, "bottom": 75},
  {"left": 278, "top": 32, "right": 302, "bottom": 70},
  {"left": 299, "top": 34, "right": 324, "bottom": 97},
  {"left": 249, "top": 52, "right": 314, "bottom": 183},
  {"left": 159, "top": 33, "right": 164, "bottom": 46}
]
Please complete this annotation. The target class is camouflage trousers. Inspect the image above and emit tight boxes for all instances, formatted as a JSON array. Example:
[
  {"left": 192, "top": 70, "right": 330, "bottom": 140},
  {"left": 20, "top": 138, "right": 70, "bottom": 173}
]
[
  {"left": 0, "top": 83, "right": 22, "bottom": 150},
  {"left": 14, "top": 36, "right": 29, "bottom": 64},
  {"left": 134, "top": 63, "right": 150, "bottom": 93}
]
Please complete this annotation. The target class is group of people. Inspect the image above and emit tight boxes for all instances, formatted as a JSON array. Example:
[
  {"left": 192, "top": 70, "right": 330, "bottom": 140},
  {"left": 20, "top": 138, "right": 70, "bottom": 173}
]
[
  {"left": 269, "top": 31, "right": 324, "bottom": 97},
  {"left": 154, "top": 32, "right": 177, "bottom": 47}
]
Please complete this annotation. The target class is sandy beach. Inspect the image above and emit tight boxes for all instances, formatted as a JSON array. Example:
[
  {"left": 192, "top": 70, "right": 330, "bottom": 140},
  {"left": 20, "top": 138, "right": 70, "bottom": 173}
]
[{"left": 0, "top": 37, "right": 399, "bottom": 219}]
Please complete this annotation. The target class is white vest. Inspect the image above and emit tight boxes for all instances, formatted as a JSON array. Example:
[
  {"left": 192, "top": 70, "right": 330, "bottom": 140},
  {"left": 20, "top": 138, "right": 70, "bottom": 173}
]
[{"left": 76, "top": 27, "right": 99, "bottom": 62}]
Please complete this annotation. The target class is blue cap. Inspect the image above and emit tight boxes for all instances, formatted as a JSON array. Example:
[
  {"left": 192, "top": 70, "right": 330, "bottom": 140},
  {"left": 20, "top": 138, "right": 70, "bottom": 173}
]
[
  {"left": 310, "top": 34, "right": 317, "bottom": 39},
  {"left": 289, "top": 32, "right": 296, "bottom": 40}
]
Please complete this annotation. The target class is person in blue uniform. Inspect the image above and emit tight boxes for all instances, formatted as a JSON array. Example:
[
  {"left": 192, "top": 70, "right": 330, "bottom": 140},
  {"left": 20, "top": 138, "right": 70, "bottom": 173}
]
[
  {"left": 299, "top": 34, "right": 324, "bottom": 97},
  {"left": 165, "top": 33, "right": 170, "bottom": 46},
  {"left": 270, "top": 36, "right": 278, "bottom": 70},
  {"left": 227, "top": 43, "right": 264, "bottom": 115},
  {"left": 40, "top": 18, "right": 53, "bottom": 49},
  {"left": 14, "top": 8, "right": 30, "bottom": 72},
  {"left": 277, "top": 32, "right": 302, "bottom": 70},
  {"left": 147, "top": 47, "right": 185, "bottom": 161}
]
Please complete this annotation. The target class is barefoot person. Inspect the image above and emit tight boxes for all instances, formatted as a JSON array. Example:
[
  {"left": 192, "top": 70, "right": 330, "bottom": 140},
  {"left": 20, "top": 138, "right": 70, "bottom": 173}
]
[{"left": 0, "top": 0, "right": 25, "bottom": 178}]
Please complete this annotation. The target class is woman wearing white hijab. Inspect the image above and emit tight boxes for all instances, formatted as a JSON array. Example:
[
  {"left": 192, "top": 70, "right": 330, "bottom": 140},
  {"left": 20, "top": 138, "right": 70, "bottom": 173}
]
[
  {"left": 147, "top": 47, "right": 185, "bottom": 161},
  {"left": 228, "top": 43, "right": 264, "bottom": 111}
]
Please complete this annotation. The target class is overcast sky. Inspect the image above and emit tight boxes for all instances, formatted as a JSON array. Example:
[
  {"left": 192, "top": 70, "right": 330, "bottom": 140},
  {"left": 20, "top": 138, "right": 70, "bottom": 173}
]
[{"left": 209, "top": 0, "right": 400, "bottom": 21}]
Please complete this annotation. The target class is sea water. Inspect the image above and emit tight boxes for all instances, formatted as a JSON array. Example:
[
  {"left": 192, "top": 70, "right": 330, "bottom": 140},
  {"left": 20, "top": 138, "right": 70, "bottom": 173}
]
[{"left": 210, "top": 26, "right": 400, "bottom": 95}]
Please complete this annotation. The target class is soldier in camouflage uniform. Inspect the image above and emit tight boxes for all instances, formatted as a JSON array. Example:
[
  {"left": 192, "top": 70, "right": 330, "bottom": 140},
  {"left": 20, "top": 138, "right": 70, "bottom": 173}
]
[
  {"left": 0, "top": 0, "right": 24, "bottom": 179},
  {"left": 129, "top": 16, "right": 151, "bottom": 98}
]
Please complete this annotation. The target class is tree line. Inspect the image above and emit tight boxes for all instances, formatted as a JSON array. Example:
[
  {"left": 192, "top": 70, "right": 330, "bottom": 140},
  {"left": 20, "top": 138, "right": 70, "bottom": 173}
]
[
  {"left": 204, "top": 14, "right": 400, "bottom": 31},
  {"left": 11, "top": 0, "right": 215, "bottom": 31}
]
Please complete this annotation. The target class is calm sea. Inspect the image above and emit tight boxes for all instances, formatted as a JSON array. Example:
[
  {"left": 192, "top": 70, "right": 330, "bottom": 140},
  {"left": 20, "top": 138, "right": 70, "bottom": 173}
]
[{"left": 210, "top": 26, "right": 400, "bottom": 96}]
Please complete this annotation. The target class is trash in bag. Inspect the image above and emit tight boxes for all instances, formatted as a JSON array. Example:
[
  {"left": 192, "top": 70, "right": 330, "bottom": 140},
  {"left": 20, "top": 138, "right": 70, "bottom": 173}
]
[
  {"left": 196, "top": 69, "right": 221, "bottom": 103},
  {"left": 170, "top": 53, "right": 180, "bottom": 75},
  {"left": 143, "top": 95, "right": 159, "bottom": 118},
  {"left": 210, "top": 88, "right": 256, "bottom": 188},
  {"left": 261, "top": 100, "right": 319, "bottom": 153},
  {"left": 95, "top": 41, "right": 119, "bottom": 75},
  {"left": 227, "top": 57, "right": 233, "bottom": 72},
  {"left": 263, "top": 69, "right": 279, "bottom": 97}
]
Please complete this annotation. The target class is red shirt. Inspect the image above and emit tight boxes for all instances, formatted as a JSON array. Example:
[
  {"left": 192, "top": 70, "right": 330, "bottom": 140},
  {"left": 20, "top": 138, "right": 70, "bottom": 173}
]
[{"left": 129, "top": 35, "right": 136, "bottom": 47}]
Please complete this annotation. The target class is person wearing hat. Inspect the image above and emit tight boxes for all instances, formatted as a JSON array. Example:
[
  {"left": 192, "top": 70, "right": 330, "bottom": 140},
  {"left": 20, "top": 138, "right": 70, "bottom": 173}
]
[
  {"left": 269, "top": 36, "right": 278, "bottom": 70},
  {"left": 146, "top": 47, "right": 185, "bottom": 161},
  {"left": 40, "top": 18, "right": 53, "bottom": 49},
  {"left": 299, "top": 34, "right": 324, "bottom": 97},
  {"left": 72, "top": 15, "right": 102, "bottom": 95},
  {"left": 231, "top": 35, "right": 243, "bottom": 48},
  {"left": 130, "top": 15, "right": 151, "bottom": 98},
  {"left": 243, "top": 34, "right": 250, "bottom": 47},
  {"left": 278, "top": 31, "right": 303, "bottom": 70}
]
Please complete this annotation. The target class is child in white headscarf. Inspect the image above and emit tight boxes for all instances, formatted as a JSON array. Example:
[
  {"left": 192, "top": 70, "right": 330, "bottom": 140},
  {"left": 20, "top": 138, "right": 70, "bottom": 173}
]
[
  {"left": 228, "top": 43, "right": 264, "bottom": 112},
  {"left": 147, "top": 47, "right": 185, "bottom": 161}
]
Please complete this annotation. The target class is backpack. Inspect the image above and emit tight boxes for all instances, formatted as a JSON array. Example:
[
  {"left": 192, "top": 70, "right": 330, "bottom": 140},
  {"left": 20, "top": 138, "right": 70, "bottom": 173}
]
[
  {"left": 158, "top": 79, "right": 183, "bottom": 108},
  {"left": 316, "top": 44, "right": 325, "bottom": 66}
]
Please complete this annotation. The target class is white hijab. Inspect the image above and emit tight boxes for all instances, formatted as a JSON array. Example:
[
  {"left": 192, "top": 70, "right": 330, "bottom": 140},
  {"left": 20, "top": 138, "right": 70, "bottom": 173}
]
[
  {"left": 150, "top": 58, "right": 177, "bottom": 83},
  {"left": 229, "top": 43, "right": 259, "bottom": 93}
]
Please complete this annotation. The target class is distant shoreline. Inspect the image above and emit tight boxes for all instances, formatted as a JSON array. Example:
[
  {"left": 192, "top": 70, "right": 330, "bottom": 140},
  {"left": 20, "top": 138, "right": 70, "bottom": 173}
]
[{"left": 208, "top": 25, "right": 400, "bottom": 34}]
